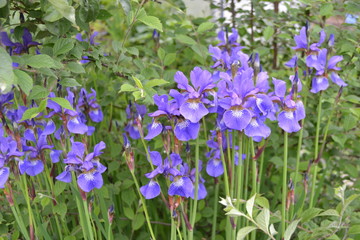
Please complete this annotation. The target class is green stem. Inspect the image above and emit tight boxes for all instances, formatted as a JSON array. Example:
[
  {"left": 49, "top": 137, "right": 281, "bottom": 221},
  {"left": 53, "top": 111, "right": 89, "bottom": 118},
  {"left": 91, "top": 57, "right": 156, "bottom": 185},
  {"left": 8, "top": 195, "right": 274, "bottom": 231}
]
[
  {"left": 309, "top": 93, "right": 323, "bottom": 208},
  {"left": 250, "top": 140, "right": 257, "bottom": 195},
  {"left": 281, "top": 132, "right": 288, "bottom": 238},
  {"left": 130, "top": 171, "right": 156, "bottom": 240},
  {"left": 234, "top": 132, "right": 243, "bottom": 233},
  {"left": 189, "top": 137, "right": 200, "bottom": 240},
  {"left": 171, "top": 216, "right": 176, "bottom": 240},
  {"left": 107, "top": 223, "right": 112, "bottom": 240},
  {"left": 21, "top": 175, "right": 37, "bottom": 239},
  {"left": 83, "top": 199, "right": 95, "bottom": 240},
  {"left": 219, "top": 138, "right": 231, "bottom": 197},
  {"left": 226, "top": 131, "right": 234, "bottom": 197},
  {"left": 290, "top": 95, "right": 308, "bottom": 219},
  {"left": 211, "top": 180, "right": 220, "bottom": 240},
  {"left": 258, "top": 140, "right": 265, "bottom": 193}
]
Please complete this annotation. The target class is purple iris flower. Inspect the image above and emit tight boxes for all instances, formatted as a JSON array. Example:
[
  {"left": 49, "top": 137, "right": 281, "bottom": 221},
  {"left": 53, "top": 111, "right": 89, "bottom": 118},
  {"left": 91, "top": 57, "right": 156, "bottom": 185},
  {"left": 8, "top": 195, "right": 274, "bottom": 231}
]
[
  {"left": 0, "top": 28, "right": 41, "bottom": 55},
  {"left": 0, "top": 92, "right": 14, "bottom": 112},
  {"left": 57, "top": 140, "right": 106, "bottom": 192},
  {"left": 273, "top": 79, "right": 305, "bottom": 133},
  {"left": 76, "top": 31, "right": 99, "bottom": 45},
  {"left": 306, "top": 48, "right": 347, "bottom": 93},
  {"left": 180, "top": 162, "right": 207, "bottom": 200},
  {"left": 20, "top": 120, "right": 56, "bottom": 176},
  {"left": 292, "top": 27, "right": 325, "bottom": 52},
  {"left": 174, "top": 67, "right": 215, "bottom": 123},
  {"left": 124, "top": 102, "right": 146, "bottom": 139},
  {"left": 77, "top": 88, "right": 104, "bottom": 123},
  {"left": 47, "top": 91, "right": 88, "bottom": 135},
  {"left": 0, "top": 136, "right": 23, "bottom": 188}
]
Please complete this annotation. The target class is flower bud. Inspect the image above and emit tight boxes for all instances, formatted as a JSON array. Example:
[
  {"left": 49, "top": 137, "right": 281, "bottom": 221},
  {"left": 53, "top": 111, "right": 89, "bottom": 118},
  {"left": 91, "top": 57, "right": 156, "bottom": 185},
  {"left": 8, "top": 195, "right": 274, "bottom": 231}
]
[{"left": 108, "top": 205, "right": 115, "bottom": 224}]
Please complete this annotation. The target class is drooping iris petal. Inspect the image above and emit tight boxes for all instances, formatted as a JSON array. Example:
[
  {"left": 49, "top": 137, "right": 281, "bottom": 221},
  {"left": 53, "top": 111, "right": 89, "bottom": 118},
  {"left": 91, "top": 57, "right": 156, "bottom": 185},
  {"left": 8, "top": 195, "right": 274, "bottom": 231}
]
[
  {"left": 278, "top": 110, "right": 301, "bottom": 133},
  {"left": 77, "top": 171, "right": 103, "bottom": 192},
  {"left": 244, "top": 118, "right": 271, "bottom": 140},
  {"left": 256, "top": 94, "right": 274, "bottom": 115},
  {"left": 223, "top": 108, "right": 252, "bottom": 131},
  {"left": 56, "top": 170, "right": 72, "bottom": 183},
  {"left": 330, "top": 72, "right": 347, "bottom": 87},
  {"left": 145, "top": 166, "right": 164, "bottom": 179},
  {"left": 295, "top": 100, "right": 306, "bottom": 121},
  {"left": 168, "top": 177, "right": 193, "bottom": 198},
  {"left": 42, "top": 120, "right": 56, "bottom": 135},
  {"left": 180, "top": 101, "right": 208, "bottom": 123},
  {"left": 174, "top": 120, "right": 200, "bottom": 141},
  {"left": 67, "top": 117, "right": 88, "bottom": 134},
  {"left": 50, "top": 150, "right": 62, "bottom": 163},
  {"left": 19, "top": 160, "right": 44, "bottom": 176},
  {"left": 327, "top": 55, "right": 343, "bottom": 71},
  {"left": 191, "top": 183, "right": 207, "bottom": 200},
  {"left": 0, "top": 167, "right": 10, "bottom": 188},
  {"left": 89, "top": 109, "right": 103, "bottom": 122},
  {"left": 285, "top": 55, "right": 298, "bottom": 68},
  {"left": 310, "top": 77, "right": 329, "bottom": 93},
  {"left": 206, "top": 158, "right": 224, "bottom": 177},
  {"left": 169, "top": 153, "right": 182, "bottom": 167},
  {"left": 140, "top": 180, "right": 161, "bottom": 199},
  {"left": 144, "top": 121, "right": 163, "bottom": 140}
]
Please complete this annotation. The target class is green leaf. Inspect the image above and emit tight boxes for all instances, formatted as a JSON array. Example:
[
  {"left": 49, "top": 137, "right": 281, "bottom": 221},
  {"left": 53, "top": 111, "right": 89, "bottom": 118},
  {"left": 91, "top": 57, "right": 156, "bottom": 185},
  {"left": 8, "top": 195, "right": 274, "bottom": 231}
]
[
  {"left": 263, "top": 26, "right": 274, "bottom": 41},
  {"left": 0, "top": 47, "right": 15, "bottom": 93},
  {"left": 48, "top": 0, "right": 76, "bottom": 24},
  {"left": 318, "top": 209, "right": 340, "bottom": 217},
  {"left": 164, "top": 53, "right": 176, "bottom": 66},
  {"left": 26, "top": 55, "right": 60, "bottom": 69},
  {"left": 97, "top": 9, "right": 112, "bottom": 20},
  {"left": 226, "top": 208, "right": 247, "bottom": 218},
  {"left": 28, "top": 85, "right": 49, "bottom": 100},
  {"left": 54, "top": 202, "right": 67, "bottom": 220},
  {"left": 320, "top": 3, "right": 333, "bottom": 16},
  {"left": 120, "top": 83, "right": 137, "bottom": 92},
  {"left": 132, "top": 76, "right": 143, "bottom": 89},
  {"left": 255, "top": 208, "right": 270, "bottom": 233},
  {"left": 126, "top": 47, "right": 139, "bottom": 56},
  {"left": 132, "top": 214, "right": 145, "bottom": 230},
  {"left": 144, "top": 79, "right": 168, "bottom": 88},
  {"left": 237, "top": 226, "right": 257, "bottom": 240},
  {"left": 176, "top": 34, "right": 197, "bottom": 45},
  {"left": 0, "top": 0, "right": 6, "bottom": 8},
  {"left": 300, "top": 208, "right": 322, "bottom": 222},
  {"left": 157, "top": 48, "right": 166, "bottom": 61},
  {"left": 59, "top": 78, "right": 81, "bottom": 87},
  {"left": 138, "top": 15, "right": 163, "bottom": 32},
  {"left": 124, "top": 207, "right": 134, "bottom": 220},
  {"left": 349, "top": 225, "right": 360, "bottom": 235},
  {"left": 67, "top": 62, "right": 85, "bottom": 74},
  {"left": 197, "top": 22, "right": 215, "bottom": 33},
  {"left": 53, "top": 38, "right": 75, "bottom": 56},
  {"left": 255, "top": 196, "right": 269, "bottom": 209},
  {"left": 284, "top": 219, "right": 300, "bottom": 240},
  {"left": 14, "top": 69, "right": 33, "bottom": 95},
  {"left": 50, "top": 97, "right": 74, "bottom": 111},
  {"left": 54, "top": 181, "right": 67, "bottom": 197},
  {"left": 246, "top": 194, "right": 256, "bottom": 218}
]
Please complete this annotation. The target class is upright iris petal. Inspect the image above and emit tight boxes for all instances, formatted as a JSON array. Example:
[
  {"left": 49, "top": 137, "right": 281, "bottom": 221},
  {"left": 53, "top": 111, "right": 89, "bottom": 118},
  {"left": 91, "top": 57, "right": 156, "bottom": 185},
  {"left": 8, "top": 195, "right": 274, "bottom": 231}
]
[{"left": 144, "top": 121, "right": 163, "bottom": 140}]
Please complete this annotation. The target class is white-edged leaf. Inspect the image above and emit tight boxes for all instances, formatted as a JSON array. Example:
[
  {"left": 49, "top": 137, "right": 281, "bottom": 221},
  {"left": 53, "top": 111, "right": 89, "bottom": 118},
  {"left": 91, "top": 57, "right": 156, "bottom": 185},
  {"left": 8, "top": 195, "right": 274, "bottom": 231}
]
[
  {"left": 246, "top": 194, "right": 256, "bottom": 218},
  {"left": 226, "top": 208, "right": 247, "bottom": 218},
  {"left": 255, "top": 208, "right": 270, "bottom": 233},
  {"left": 284, "top": 219, "right": 300, "bottom": 240},
  {"left": 132, "top": 76, "right": 143, "bottom": 89},
  {"left": 120, "top": 83, "right": 137, "bottom": 92},
  {"left": 138, "top": 15, "right": 163, "bottom": 32},
  {"left": 318, "top": 209, "right": 340, "bottom": 217},
  {"left": 50, "top": 97, "right": 74, "bottom": 111},
  {"left": 48, "top": 0, "right": 76, "bottom": 24},
  {"left": 144, "top": 79, "right": 168, "bottom": 88},
  {"left": 14, "top": 69, "right": 33, "bottom": 95},
  {"left": 0, "top": 47, "right": 15, "bottom": 93},
  {"left": 269, "top": 224, "right": 277, "bottom": 236},
  {"left": 237, "top": 226, "right": 257, "bottom": 240}
]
